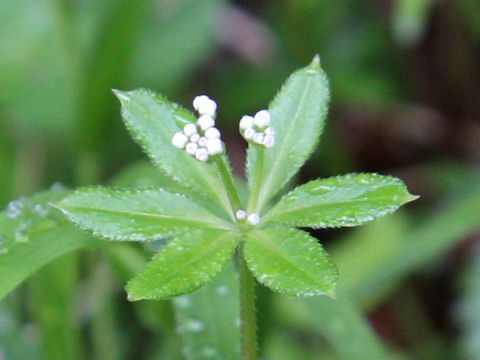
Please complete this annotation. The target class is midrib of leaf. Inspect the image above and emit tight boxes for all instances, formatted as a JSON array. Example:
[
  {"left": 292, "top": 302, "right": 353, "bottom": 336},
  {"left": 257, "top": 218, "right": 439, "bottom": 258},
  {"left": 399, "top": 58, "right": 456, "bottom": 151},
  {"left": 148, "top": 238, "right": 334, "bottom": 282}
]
[
  {"left": 141, "top": 101, "right": 233, "bottom": 219},
  {"left": 265, "top": 194, "right": 400, "bottom": 220},
  {"left": 150, "top": 231, "right": 234, "bottom": 285},
  {"left": 256, "top": 76, "right": 314, "bottom": 212},
  {"left": 191, "top": 159, "right": 234, "bottom": 219},
  {"left": 62, "top": 205, "right": 232, "bottom": 230},
  {"left": 248, "top": 230, "right": 326, "bottom": 289}
]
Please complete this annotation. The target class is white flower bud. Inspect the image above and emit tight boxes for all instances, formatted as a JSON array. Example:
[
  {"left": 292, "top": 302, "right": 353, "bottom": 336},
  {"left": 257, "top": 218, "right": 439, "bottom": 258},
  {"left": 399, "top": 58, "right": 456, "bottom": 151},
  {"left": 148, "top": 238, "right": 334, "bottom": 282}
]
[
  {"left": 235, "top": 210, "right": 246, "bottom": 220},
  {"left": 254, "top": 110, "right": 271, "bottom": 128},
  {"left": 205, "top": 127, "right": 221, "bottom": 139},
  {"left": 190, "top": 133, "right": 200, "bottom": 143},
  {"left": 184, "top": 123, "right": 197, "bottom": 136},
  {"left": 198, "top": 99, "right": 217, "bottom": 117},
  {"left": 247, "top": 213, "right": 260, "bottom": 225},
  {"left": 193, "top": 95, "right": 210, "bottom": 111},
  {"left": 195, "top": 148, "right": 209, "bottom": 162},
  {"left": 197, "top": 115, "right": 215, "bottom": 131},
  {"left": 264, "top": 127, "right": 275, "bottom": 136},
  {"left": 263, "top": 134, "right": 275, "bottom": 148},
  {"left": 243, "top": 127, "right": 255, "bottom": 140},
  {"left": 185, "top": 142, "right": 198, "bottom": 155},
  {"left": 198, "top": 136, "right": 207, "bottom": 147},
  {"left": 253, "top": 133, "right": 264, "bottom": 144},
  {"left": 205, "top": 138, "right": 224, "bottom": 155},
  {"left": 171, "top": 132, "right": 188, "bottom": 149},
  {"left": 239, "top": 115, "right": 254, "bottom": 130}
]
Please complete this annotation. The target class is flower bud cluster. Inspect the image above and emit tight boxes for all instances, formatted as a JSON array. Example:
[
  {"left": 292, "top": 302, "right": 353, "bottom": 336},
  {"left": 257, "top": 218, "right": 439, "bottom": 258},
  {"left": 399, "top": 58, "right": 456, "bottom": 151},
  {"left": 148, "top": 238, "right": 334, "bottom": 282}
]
[
  {"left": 235, "top": 210, "right": 261, "bottom": 225},
  {"left": 171, "top": 95, "right": 224, "bottom": 162},
  {"left": 239, "top": 109, "right": 275, "bottom": 148}
]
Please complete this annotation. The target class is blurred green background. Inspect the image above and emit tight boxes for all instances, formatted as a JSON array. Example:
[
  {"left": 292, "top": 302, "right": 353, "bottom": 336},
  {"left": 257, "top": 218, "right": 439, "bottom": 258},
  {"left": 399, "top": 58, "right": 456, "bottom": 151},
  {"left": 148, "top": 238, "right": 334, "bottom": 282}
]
[{"left": 1, "top": 0, "right": 480, "bottom": 359}]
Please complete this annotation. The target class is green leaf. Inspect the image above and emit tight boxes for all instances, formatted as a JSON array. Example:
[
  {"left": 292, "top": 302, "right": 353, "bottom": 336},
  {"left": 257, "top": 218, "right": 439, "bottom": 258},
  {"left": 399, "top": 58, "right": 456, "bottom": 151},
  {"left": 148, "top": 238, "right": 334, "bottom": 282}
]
[
  {"left": 243, "top": 226, "right": 338, "bottom": 297},
  {"left": 246, "top": 56, "right": 330, "bottom": 213},
  {"left": 113, "top": 89, "right": 233, "bottom": 219},
  {"left": 264, "top": 173, "right": 418, "bottom": 228},
  {"left": 54, "top": 187, "right": 232, "bottom": 241},
  {"left": 173, "top": 261, "right": 240, "bottom": 360},
  {"left": 0, "top": 190, "right": 99, "bottom": 300},
  {"left": 127, "top": 229, "right": 238, "bottom": 300}
]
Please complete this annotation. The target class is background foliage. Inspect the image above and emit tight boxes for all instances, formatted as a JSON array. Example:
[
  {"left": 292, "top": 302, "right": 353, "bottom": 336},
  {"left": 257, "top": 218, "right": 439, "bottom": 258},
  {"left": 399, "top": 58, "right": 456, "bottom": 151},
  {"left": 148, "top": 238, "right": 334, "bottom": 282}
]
[{"left": 1, "top": 0, "right": 480, "bottom": 359}]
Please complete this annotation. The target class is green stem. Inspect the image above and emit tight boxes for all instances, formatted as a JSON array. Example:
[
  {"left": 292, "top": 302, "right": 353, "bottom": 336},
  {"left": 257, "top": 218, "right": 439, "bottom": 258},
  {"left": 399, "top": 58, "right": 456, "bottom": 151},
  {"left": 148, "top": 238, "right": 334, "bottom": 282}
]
[
  {"left": 239, "top": 248, "right": 258, "bottom": 360},
  {"left": 215, "top": 155, "right": 243, "bottom": 212},
  {"left": 247, "top": 148, "right": 264, "bottom": 214}
]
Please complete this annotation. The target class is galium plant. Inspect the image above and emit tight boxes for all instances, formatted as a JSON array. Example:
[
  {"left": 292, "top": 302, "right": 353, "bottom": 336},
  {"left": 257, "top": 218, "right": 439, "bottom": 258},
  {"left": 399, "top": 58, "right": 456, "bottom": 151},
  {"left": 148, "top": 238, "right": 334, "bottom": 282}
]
[{"left": 53, "top": 56, "right": 417, "bottom": 358}]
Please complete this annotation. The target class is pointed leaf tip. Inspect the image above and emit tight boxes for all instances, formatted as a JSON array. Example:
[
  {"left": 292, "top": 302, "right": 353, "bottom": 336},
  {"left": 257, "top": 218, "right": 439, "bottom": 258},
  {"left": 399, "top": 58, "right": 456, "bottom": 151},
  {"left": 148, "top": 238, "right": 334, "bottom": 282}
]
[
  {"left": 309, "top": 54, "right": 321, "bottom": 69},
  {"left": 408, "top": 193, "right": 420, "bottom": 203},
  {"left": 112, "top": 89, "right": 131, "bottom": 102}
]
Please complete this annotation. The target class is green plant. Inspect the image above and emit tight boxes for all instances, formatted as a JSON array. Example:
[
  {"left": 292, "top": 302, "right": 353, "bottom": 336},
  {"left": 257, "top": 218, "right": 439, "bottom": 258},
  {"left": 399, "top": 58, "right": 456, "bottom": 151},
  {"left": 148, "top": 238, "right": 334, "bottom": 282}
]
[{"left": 50, "top": 56, "right": 417, "bottom": 358}]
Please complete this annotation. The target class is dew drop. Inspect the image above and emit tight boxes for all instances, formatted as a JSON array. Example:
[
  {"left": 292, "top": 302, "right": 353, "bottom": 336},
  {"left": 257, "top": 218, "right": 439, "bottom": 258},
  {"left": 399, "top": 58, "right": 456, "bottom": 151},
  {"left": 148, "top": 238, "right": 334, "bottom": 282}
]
[
  {"left": 283, "top": 195, "right": 298, "bottom": 203},
  {"left": 14, "top": 232, "right": 29, "bottom": 243},
  {"left": 5, "top": 199, "right": 25, "bottom": 219},
  {"left": 174, "top": 295, "right": 191, "bottom": 308},
  {"left": 201, "top": 345, "right": 217, "bottom": 358},
  {"left": 34, "top": 204, "right": 49, "bottom": 217},
  {"left": 184, "top": 318, "right": 204, "bottom": 333},
  {"left": 309, "top": 185, "right": 334, "bottom": 194},
  {"left": 50, "top": 182, "right": 65, "bottom": 191},
  {"left": 216, "top": 285, "right": 228, "bottom": 296}
]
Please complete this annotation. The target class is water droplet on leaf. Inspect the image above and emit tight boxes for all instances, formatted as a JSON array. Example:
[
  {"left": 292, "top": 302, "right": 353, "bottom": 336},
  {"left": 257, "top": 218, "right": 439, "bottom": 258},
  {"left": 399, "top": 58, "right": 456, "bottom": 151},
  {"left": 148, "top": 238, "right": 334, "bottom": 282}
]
[
  {"left": 5, "top": 199, "right": 25, "bottom": 219},
  {"left": 184, "top": 318, "right": 204, "bottom": 333}
]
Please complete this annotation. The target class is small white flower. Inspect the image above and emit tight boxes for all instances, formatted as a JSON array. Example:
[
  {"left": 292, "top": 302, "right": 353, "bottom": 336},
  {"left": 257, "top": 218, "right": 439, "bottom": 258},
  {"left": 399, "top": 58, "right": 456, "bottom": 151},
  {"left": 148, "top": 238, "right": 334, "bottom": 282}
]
[
  {"left": 185, "top": 142, "right": 198, "bottom": 155},
  {"left": 254, "top": 110, "right": 271, "bottom": 128},
  {"left": 205, "top": 127, "right": 220, "bottom": 139},
  {"left": 239, "top": 115, "right": 254, "bottom": 130},
  {"left": 184, "top": 123, "right": 197, "bottom": 137},
  {"left": 195, "top": 148, "right": 209, "bottom": 162},
  {"left": 263, "top": 134, "right": 275, "bottom": 148},
  {"left": 247, "top": 213, "right": 260, "bottom": 225},
  {"left": 243, "top": 127, "right": 255, "bottom": 140},
  {"left": 193, "top": 95, "right": 210, "bottom": 111},
  {"left": 197, "top": 115, "right": 215, "bottom": 131},
  {"left": 253, "top": 132, "right": 264, "bottom": 144},
  {"left": 171, "top": 132, "right": 188, "bottom": 149},
  {"left": 205, "top": 138, "right": 224, "bottom": 155},
  {"left": 264, "top": 127, "right": 275, "bottom": 136},
  {"left": 235, "top": 210, "right": 247, "bottom": 220},
  {"left": 198, "top": 99, "right": 217, "bottom": 117},
  {"left": 198, "top": 136, "right": 207, "bottom": 147},
  {"left": 190, "top": 133, "right": 200, "bottom": 143}
]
